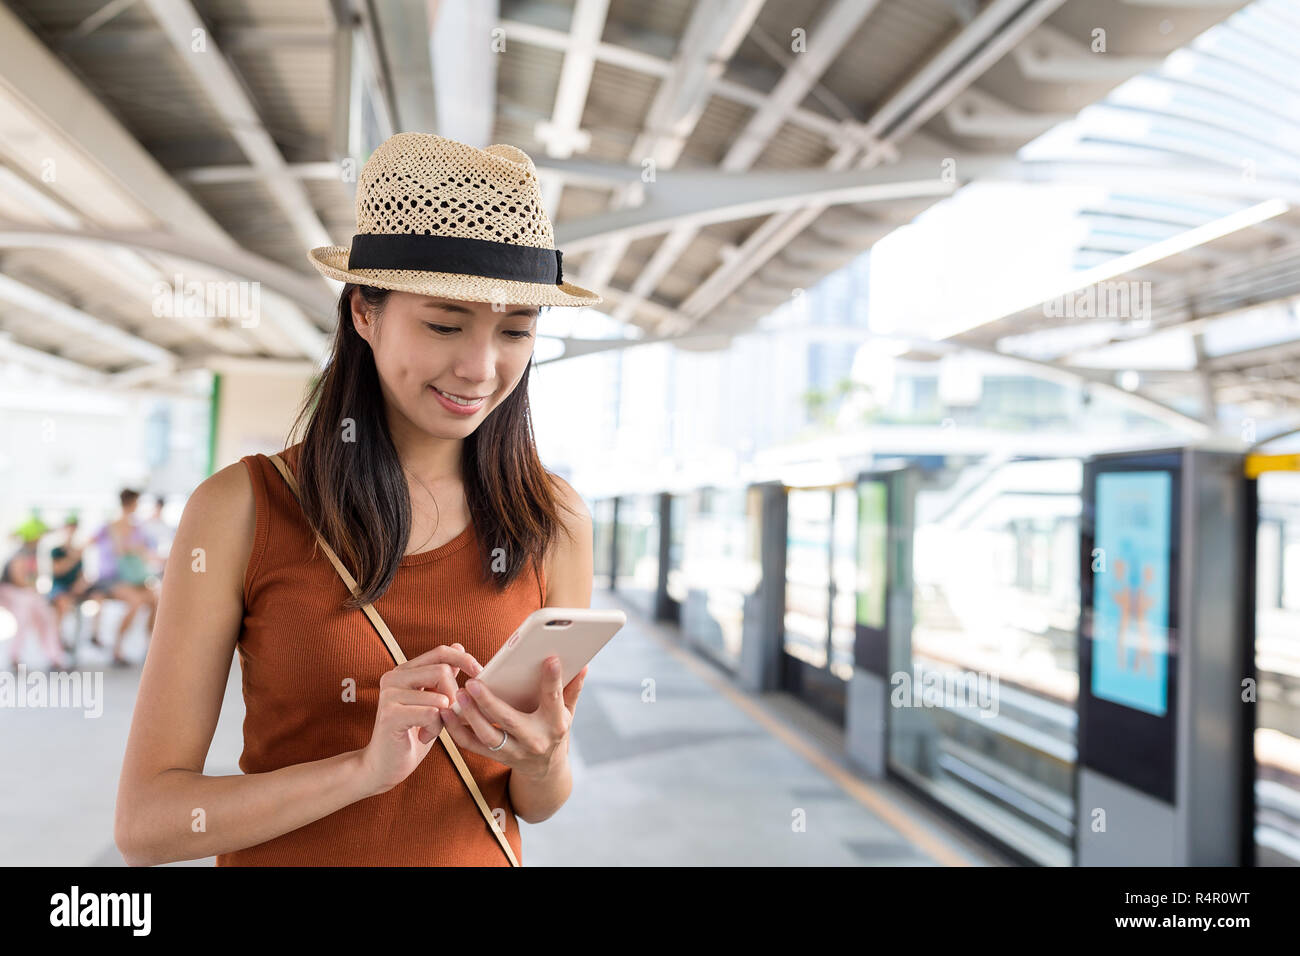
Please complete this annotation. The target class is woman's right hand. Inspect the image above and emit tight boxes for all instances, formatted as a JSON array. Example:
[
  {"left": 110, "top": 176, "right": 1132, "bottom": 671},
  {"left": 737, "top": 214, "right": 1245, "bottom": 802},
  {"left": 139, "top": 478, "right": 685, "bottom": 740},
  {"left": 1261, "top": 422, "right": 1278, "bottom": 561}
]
[{"left": 356, "top": 643, "right": 482, "bottom": 796}]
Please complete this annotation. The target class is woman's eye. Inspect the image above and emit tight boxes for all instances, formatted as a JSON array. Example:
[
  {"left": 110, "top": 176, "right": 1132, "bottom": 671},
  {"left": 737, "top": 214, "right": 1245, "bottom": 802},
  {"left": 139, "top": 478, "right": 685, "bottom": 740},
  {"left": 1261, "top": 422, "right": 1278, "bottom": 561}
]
[{"left": 425, "top": 323, "right": 531, "bottom": 340}]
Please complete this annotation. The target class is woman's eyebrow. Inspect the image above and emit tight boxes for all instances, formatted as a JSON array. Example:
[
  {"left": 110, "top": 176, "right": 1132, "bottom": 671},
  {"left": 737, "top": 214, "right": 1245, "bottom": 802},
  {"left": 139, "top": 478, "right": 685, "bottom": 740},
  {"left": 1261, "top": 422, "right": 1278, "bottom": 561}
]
[{"left": 424, "top": 302, "right": 538, "bottom": 318}]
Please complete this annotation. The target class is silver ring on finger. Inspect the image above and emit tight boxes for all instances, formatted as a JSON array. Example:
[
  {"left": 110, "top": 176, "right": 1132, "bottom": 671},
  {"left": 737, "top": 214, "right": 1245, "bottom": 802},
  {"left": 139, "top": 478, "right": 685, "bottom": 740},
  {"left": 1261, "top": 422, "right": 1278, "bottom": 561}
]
[{"left": 489, "top": 727, "right": 509, "bottom": 751}]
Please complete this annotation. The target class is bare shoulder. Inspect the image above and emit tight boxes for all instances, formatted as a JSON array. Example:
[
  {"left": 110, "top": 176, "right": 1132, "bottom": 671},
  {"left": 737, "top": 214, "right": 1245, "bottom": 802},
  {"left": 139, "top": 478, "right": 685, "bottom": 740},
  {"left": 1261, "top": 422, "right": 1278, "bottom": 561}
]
[
  {"left": 549, "top": 473, "right": 592, "bottom": 541},
  {"left": 543, "top": 473, "right": 593, "bottom": 606},
  {"left": 185, "top": 460, "right": 255, "bottom": 533},
  {"left": 173, "top": 459, "right": 257, "bottom": 595}
]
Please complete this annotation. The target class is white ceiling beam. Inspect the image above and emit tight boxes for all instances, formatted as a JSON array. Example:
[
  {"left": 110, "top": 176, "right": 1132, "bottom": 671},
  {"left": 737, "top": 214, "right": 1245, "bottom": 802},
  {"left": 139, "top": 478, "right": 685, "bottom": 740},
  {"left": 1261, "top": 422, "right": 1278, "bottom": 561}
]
[
  {"left": 66, "top": 0, "right": 140, "bottom": 39},
  {"left": 372, "top": 0, "right": 441, "bottom": 134},
  {"left": 0, "top": 3, "right": 329, "bottom": 360},
  {"left": 678, "top": 0, "right": 1070, "bottom": 327},
  {"left": 351, "top": 0, "right": 397, "bottom": 139},
  {"left": 0, "top": 3, "right": 231, "bottom": 242},
  {"left": 175, "top": 162, "right": 345, "bottom": 185},
  {"left": 580, "top": 0, "right": 767, "bottom": 289},
  {"left": 142, "top": 0, "right": 335, "bottom": 256},
  {"left": 105, "top": 361, "right": 183, "bottom": 389},
  {"left": 620, "top": 0, "right": 883, "bottom": 330},
  {"left": 961, "top": 201, "right": 1293, "bottom": 348},
  {"left": 942, "top": 87, "right": 1073, "bottom": 140},
  {"left": 934, "top": 336, "right": 1213, "bottom": 436},
  {"left": 533, "top": 0, "right": 610, "bottom": 220},
  {"left": 501, "top": 15, "right": 668, "bottom": 75},
  {"left": 1010, "top": 24, "right": 1163, "bottom": 83},
  {"left": 551, "top": 161, "right": 959, "bottom": 252},
  {"left": 0, "top": 273, "right": 174, "bottom": 365},
  {"left": 535, "top": 0, "right": 607, "bottom": 159},
  {"left": 1005, "top": 159, "right": 1300, "bottom": 205},
  {"left": 0, "top": 332, "right": 110, "bottom": 384},
  {"left": 0, "top": 166, "right": 261, "bottom": 357},
  {"left": 193, "top": 355, "right": 320, "bottom": 377},
  {"left": 429, "top": 0, "right": 498, "bottom": 146},
  {"left": 55, "top": 25, "right": 336, "bottom": 54},
  {"left": 0, "top": 222, "right": 330, "bottom": 357},
  {"left": 496, "top": 16, "right": 879, "bottom": 157},
  {"left": 727, "top": 0, "right": 882, "bottom": 171}
]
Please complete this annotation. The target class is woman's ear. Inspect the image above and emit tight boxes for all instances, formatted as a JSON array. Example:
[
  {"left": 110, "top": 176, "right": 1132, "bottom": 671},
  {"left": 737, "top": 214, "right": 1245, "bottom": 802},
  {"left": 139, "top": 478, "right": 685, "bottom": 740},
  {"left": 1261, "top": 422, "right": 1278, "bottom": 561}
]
[{"left": 350, "top": 288, "right": 375, "bottom": 343}]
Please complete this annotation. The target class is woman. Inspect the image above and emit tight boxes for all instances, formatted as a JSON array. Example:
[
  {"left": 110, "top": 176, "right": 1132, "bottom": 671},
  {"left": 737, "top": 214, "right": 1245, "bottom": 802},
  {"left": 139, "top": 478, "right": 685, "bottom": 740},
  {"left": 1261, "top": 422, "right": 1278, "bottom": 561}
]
[
  {"left": 48, "top": 514, "right": 90, "bottom": 650},
  {"left": 91, "top": 489, "right": 160, "bottom": 666},
  {"left": 1, "top": 527, "right": 69, "bottom": 671},
  {"left": 139, "top": 495, "right": 174, "bottom": 569},
  {"left": 115, "top": 133, "right": 601, "bottom": 866}
]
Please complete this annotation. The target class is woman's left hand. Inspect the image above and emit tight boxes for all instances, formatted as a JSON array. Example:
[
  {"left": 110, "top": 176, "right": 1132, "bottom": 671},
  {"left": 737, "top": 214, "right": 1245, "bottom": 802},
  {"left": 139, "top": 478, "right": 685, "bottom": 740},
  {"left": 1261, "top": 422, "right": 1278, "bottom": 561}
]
[{"left": 439, "top": 656, "right": 588, "bottom": 778}]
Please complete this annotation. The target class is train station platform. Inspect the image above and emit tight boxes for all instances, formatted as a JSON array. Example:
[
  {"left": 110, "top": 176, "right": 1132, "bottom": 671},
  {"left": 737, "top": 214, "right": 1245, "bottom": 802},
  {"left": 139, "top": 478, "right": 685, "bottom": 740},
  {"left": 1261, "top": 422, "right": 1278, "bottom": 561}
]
[{"left": 2, "top": 594, "right": 1005, "bottom": 867}]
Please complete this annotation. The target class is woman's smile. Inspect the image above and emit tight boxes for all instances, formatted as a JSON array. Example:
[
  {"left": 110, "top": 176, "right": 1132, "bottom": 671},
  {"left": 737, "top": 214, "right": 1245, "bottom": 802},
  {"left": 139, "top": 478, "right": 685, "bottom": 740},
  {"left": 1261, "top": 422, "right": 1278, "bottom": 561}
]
[{"left": 429, "top": 384, "right": 488, "bottom": 414}]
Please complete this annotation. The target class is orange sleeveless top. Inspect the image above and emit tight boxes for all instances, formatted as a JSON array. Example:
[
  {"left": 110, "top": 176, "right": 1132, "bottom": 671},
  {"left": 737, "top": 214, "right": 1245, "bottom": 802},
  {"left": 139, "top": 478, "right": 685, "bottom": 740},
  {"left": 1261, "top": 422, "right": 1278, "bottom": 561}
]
[{"left": 214, "top": 443, "right": 544, "bottom": 866}]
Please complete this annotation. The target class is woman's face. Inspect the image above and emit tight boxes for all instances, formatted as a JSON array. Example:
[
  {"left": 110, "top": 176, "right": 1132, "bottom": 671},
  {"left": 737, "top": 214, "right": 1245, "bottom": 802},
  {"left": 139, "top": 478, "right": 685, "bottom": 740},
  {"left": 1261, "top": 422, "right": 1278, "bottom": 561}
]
[{"left": 352, "top": 290, "right": 538, "bottom": 437}]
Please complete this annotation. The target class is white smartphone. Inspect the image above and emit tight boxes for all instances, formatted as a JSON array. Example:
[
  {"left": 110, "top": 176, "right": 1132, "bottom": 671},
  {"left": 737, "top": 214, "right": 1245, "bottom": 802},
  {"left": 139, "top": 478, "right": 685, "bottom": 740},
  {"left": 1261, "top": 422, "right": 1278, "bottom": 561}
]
[{"left": 475, "top": 607, "right": 626, "bottom": 712}]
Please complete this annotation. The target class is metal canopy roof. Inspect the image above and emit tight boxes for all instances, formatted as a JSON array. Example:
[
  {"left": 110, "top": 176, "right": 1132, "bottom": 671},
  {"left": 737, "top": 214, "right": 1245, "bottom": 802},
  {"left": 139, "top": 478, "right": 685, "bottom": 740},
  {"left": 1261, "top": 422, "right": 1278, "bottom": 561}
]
[
  {"left": 935, "top": 0, "right": 1300, "bottom": 424},
  {"left": 0, "top": 0, "right": 1267, "bottom": 412}
]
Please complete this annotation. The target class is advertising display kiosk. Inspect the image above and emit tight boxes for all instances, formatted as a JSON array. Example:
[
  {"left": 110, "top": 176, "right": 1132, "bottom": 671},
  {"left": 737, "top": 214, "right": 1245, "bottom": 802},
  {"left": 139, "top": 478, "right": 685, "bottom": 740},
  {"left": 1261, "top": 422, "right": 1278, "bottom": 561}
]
[{"left": 1076, "top": 446, "right": 1248, "bottom": 865}]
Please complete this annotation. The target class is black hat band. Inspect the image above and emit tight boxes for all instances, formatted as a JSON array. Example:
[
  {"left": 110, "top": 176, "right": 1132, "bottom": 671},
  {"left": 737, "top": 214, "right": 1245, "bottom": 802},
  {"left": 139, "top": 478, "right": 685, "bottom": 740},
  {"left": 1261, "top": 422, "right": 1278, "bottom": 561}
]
[{"left": 347, "top": 233, "right": 564, "bottom": 286}]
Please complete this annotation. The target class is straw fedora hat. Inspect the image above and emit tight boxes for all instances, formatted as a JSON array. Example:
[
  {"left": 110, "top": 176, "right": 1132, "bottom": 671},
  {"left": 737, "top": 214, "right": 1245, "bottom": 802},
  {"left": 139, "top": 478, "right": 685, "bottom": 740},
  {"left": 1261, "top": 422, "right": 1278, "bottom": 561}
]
[{"left": 308, "top": 133, "right": 602, "bottom": 308}]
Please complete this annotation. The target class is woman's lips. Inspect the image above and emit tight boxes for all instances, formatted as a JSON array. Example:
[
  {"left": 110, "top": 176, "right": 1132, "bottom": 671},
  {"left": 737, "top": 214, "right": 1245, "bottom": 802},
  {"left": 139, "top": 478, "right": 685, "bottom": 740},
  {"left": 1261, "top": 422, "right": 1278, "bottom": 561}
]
[{"left": 429, "top": 385, "right": 486, "bottom": 414}]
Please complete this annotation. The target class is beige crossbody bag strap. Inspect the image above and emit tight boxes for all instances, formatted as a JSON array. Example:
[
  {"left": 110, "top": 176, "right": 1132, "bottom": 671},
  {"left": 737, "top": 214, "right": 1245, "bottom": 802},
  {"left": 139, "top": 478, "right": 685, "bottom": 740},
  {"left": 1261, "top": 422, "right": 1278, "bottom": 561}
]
[{"left": 266, "top": 453, "right": 519, "bottom": 867}]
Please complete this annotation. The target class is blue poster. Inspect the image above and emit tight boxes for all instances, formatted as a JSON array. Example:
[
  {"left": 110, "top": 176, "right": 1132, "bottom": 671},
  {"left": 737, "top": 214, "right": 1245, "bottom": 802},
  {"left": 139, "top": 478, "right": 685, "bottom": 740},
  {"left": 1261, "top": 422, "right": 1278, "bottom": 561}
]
[{"left": 1091, "top": 471, "right": 1172, "bottom": 716}]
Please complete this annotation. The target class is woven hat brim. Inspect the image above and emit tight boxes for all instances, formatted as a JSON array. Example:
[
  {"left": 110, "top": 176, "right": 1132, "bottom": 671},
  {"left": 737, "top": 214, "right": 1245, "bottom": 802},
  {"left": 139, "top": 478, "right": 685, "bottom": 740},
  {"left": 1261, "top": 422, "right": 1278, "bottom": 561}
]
[{"left": 309, "top": 246, "right": 603, "bottom": 308}]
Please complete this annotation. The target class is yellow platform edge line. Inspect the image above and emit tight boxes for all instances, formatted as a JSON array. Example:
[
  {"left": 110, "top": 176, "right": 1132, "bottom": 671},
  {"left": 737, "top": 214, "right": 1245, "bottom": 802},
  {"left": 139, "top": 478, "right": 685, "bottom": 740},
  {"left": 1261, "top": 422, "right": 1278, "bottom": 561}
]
[
  {"left": 1246, "top": 453, "right": 1300, "bottom": 478},
  {"left": 647, "top": 626, "right": 974, "bottom": 867}
]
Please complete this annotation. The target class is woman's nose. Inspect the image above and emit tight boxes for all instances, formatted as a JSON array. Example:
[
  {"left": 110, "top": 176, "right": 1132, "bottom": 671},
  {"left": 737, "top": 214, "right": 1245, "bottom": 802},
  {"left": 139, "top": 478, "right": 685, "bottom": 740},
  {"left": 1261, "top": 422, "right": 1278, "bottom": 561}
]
[{"left": 452, "top": 341, "right": 496, "bottom": 382}]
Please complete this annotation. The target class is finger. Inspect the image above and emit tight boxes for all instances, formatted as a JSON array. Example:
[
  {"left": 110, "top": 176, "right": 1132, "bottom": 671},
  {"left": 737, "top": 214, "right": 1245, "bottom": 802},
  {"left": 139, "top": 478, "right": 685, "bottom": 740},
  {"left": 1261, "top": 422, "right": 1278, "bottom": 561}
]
[
  {"left": 411, "top": 662, "right": 463, "bottom": 703},
  {"left": 391, "top": 701, "right": 445, "bottom": 740},
  {"left": 460, "top": 676, "right": 526, "bottom": 734},
  {"left": 386, "top": 687, "right": 450, "bottom": 710},
  {"left": 401, "top": 645, "right": 483, "bottom": 675},
  {"left": 562, "top": 664, "right": 588, "bottom": 714},
  {"left": 435, "top": 670, "right": 461, "bottom": 708},
  {"left": 416, "top": 721, "right": 444, "bottom": 745},
  {"left": 383, "top": 663, "right": 454, "bottom": 692},
  {"left": 438, "top": 705, "right": 488, "bottom": 756},
  {"left": 387, "top": 659, "right": 478, "bottom": 690},
  {"left": 536, "top": 655, "right": 566, "bottom": 719},
  {"left": 451, "top": 689, "right": 510, "bottom": 749}
]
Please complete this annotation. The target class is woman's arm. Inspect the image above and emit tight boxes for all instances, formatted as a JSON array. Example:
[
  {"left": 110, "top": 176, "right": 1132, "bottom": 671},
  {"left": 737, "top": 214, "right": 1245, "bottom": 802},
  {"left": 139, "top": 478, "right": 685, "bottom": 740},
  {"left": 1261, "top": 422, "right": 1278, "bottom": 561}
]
[
  {"left": 51, "top": 546, "right": 82, "bottom": 576},
  {"left": 507, "top": 476, "right": 593, "bottom": 823},
  {"left": 114, "top": 462, "right": 378, "bottom": 866}
]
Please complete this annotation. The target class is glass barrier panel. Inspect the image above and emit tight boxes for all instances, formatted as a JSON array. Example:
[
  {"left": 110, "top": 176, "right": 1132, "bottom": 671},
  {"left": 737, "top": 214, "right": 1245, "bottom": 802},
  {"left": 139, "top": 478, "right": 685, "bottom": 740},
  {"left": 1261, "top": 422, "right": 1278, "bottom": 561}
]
[
  {"left": 680, "top": 486, "right": 759, "bottom": 670},
  {"left": 1255, "top": 471, "right": 1300, "bottom": 866},
  {"left": 614, "top": 493, "right": 660, "bottom": 618},
  {"left": 784, "top": 488, "right": 831, "bottom": 669},
  {"left": 889, "top": 457, "right": 1082, "bottom": 866}
]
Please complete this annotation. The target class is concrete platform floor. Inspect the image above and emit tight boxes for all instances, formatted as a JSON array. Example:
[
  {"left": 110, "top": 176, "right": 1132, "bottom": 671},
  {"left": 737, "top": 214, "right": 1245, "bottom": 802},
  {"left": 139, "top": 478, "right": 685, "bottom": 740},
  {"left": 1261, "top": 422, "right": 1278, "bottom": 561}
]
[{"left": 1, "top": 592, "right": 1010, "bottom": 866}]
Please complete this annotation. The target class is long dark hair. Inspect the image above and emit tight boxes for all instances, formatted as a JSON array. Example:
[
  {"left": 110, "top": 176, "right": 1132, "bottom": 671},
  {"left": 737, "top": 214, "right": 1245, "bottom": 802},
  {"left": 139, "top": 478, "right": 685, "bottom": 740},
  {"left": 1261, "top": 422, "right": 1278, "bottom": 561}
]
[{"left": 284, "top": 284, "right": 579, "bottom": 608}]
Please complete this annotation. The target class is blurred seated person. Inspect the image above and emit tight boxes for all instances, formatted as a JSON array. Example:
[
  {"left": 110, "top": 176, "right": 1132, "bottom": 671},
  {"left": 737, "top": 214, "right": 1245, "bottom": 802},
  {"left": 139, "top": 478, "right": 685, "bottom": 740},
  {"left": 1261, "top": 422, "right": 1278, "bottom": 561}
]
[
  {"left": 140, "top": 494, "right": 174, "bottom": 576},
  {"left": 49, "top": 513, "right": 91, "bottom": 646},
  {"left": 91, "top": 489, "right": 159, "bottom": 667},
  {"left": 0, "top": 521, "right": 68, "bottom": 671}
]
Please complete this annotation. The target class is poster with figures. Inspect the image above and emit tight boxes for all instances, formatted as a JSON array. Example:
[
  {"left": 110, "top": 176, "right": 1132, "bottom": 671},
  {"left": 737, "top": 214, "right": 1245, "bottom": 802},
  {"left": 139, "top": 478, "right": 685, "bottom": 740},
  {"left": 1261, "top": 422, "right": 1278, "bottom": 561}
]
[{"left": 1091, "top": 470, "right": 1172, "bottom": 716}]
